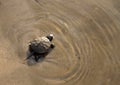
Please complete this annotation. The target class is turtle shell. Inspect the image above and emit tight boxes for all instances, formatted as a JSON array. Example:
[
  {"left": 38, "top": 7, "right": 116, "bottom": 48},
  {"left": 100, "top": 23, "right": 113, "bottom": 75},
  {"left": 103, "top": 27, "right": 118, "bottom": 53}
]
[{"left": 29, "top": 37, "right": 51, "bottom": 54}]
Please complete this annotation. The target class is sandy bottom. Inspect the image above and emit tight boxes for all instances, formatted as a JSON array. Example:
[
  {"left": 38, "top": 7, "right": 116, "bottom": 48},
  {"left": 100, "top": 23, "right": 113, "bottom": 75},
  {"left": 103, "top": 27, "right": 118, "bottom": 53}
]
[{"left": 0, "top": 0, "right": 120, "bottom": 85}]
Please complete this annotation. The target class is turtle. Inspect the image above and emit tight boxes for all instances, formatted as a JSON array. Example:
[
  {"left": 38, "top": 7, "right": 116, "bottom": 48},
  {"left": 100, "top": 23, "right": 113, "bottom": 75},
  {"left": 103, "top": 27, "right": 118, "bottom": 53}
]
[{"left": 26, "top": 34, "right": 55, "bottom": 62}]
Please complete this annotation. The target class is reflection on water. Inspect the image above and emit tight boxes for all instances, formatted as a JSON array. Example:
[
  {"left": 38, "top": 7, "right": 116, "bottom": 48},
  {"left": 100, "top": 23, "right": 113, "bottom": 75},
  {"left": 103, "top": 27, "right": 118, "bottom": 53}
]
[{"left": 0, "top": 0, "right": 120, "bottom": 85}]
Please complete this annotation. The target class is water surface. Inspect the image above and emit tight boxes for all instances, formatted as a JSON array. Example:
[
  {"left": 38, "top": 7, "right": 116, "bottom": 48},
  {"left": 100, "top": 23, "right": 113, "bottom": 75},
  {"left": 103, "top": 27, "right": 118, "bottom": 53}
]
[{"left": 0, "top": 0, "right": 120, "bottom": 85}]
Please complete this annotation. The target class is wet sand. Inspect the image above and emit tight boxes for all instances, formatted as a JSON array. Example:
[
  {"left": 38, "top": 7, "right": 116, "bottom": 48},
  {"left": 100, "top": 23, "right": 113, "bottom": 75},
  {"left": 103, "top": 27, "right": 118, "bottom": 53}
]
[{"left": 0, "top": 0, "right": 120, "bottom": 85}]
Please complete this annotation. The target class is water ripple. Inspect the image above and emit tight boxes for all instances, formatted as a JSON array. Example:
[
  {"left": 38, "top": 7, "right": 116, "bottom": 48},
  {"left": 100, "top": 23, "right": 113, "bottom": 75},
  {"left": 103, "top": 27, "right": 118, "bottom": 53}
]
[{"left": 0, "top": 0, "right": 120, "bottom": 85}]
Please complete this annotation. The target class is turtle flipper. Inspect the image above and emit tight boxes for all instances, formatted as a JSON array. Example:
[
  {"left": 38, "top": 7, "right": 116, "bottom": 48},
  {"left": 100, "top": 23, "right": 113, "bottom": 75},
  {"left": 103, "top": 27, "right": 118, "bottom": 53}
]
[
  {"left": 50, "top": 44, "right": 55, "bottom": 49},
  {"left": 26, "top": 51, "right": 34, "bottom": 60}
]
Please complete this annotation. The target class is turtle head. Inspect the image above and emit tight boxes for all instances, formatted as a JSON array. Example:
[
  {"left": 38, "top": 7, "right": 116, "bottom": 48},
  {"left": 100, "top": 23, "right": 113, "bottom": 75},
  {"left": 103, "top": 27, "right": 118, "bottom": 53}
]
[{"left": 46, "top": 34, "right": 54, "bottom": 41}]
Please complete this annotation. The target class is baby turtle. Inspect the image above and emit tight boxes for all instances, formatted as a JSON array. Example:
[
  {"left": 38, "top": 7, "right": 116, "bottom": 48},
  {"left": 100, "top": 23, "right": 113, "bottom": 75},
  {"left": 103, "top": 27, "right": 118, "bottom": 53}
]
[{"left": 26, "top": 34, "right": 55, "bottom": 62}]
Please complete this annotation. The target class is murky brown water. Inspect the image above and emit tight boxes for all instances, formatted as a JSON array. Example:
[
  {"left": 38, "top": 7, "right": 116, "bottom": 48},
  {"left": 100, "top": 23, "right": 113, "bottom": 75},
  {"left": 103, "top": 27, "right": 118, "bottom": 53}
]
[{"left": 0, "top": 0, "right": 120, "bottom": 85}]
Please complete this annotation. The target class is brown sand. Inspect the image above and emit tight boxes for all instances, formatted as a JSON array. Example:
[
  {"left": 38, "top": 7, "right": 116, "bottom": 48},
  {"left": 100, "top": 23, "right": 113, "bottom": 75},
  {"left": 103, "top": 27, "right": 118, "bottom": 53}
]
[{"left": 0, "top": 0, "right": 120, "bottom": 85}]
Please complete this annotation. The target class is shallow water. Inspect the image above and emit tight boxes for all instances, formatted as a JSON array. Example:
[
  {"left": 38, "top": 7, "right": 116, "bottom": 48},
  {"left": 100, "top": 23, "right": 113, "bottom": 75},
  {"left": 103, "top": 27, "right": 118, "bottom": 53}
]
[{"left": 0, "top": 0, "right": 120, "bottom": 85}]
